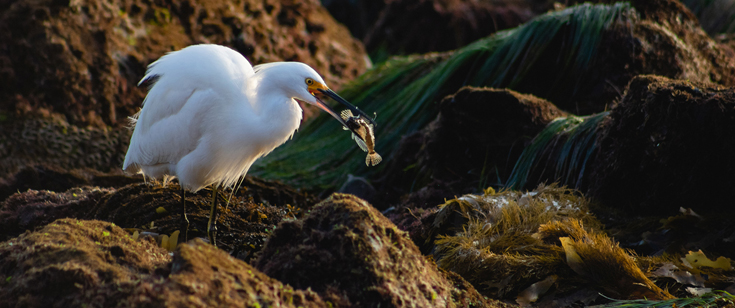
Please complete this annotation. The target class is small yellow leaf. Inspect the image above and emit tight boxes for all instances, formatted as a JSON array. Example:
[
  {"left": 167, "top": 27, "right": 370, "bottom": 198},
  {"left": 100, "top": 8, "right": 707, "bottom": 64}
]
[
  {"left": 683, "top": 250, "right": 732, "bottom": 270},
  {"left": 160, "top": 234, "right": 169, "bottom": 251},
  {"left": 560, "top": 237, "right": 586, "bottom": 276},
  {"left": 168, "top": 230, "right": 180, "bottom": 251}
]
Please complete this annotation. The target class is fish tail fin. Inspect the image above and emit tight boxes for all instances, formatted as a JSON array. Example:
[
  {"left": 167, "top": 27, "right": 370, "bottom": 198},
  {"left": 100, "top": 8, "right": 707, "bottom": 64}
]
[{"left": 366, "top": 153, "right": 382, "bottom": 166}]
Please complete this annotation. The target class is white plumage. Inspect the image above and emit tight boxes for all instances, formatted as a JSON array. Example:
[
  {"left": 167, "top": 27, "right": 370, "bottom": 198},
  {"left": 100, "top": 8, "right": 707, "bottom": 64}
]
[{"left": 123, "top": 44, "right": 349, "bottom": 191}]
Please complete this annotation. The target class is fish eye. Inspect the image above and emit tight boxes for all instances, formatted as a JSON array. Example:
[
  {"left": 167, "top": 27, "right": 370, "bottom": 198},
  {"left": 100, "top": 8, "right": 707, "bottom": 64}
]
[{"left": 306, "top": 78, "right": 314, "bottom": 85}]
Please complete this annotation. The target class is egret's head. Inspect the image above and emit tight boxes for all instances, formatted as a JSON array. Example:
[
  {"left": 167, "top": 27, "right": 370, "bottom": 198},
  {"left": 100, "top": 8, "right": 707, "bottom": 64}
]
[
  {"left": 290, "top": 64, "right": 376, "bottom": 129},
  {"left": 255, "top": 62, "right": 376, "bottom": 130}
]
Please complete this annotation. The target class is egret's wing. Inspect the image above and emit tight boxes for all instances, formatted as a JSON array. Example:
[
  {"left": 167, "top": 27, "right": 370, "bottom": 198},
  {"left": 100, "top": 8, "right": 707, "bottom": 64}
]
[
  {"left": 124, "top": 45, "right": 255, "bottom": 172},
  {"left": 134, "top": 44, "right": 255, "bottom": 135}
]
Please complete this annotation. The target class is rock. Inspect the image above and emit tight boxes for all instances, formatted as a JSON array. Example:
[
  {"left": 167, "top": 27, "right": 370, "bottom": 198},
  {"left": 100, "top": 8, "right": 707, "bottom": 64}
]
[
  {"left": 624, "top": 0, "right": 735, "bottom": 88},
  {"left": 0, "top": 187, "right": 111, "bottom": 242},
  {"left": 0, "top": 0, "right": 368, "bottom": 128},
  {"left": 544, "top": 0, "right": 735, "bottom": 113},
  {"left": 0, "top": 118, "right": 132, "bottom": 181},
  {"left": 364, "top": 0, "right": 543, "bottom": 56},
  {"left": 254, "top": 193, "right": 502, "bottom": 307},
  {"left": 1, "top": 178, "right": 317, "bottom": 259},
  {"left": 377, "top": 86, "right": 565, "bottom": 209},
  {"left": 0, "top": 218, "right": 326, "bottom": 307},
  {"left": 123, "top": 238, "right": 326, "bottom": 307},
  {"left": 589, "top": 75, "right": 735, "bottom": 214},
  {"left": 337, "top": 174, "right": 378, "bottom": 206},
  {"left": 0, "top": 219, "right": 171, "bottom": 308},
  {"left": 321, "top": 0, "right": 386, "bottom": 40}
]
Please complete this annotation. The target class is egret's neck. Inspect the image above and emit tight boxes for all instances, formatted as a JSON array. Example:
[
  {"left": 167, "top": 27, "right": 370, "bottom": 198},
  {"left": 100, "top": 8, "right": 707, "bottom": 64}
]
[{"left": 243, "top": 84, "right": 303, "bottom": 146}]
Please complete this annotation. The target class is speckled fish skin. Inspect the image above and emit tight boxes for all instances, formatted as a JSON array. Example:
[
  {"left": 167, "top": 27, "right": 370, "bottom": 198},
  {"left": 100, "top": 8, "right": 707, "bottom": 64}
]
[{"left": 340, "top": 110, "right": 382, "bottom": 166}]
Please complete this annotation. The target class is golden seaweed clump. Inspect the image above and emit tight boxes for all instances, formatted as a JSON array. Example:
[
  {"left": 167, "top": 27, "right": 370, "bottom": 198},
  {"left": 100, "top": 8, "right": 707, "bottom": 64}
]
[
  {"left": 539, "top": 219, "right": 674, "bottom": 300},
  {"left": 432, "top": 184, "right": 598, "bottom": 298},
  {"left": 430, "top": 184, "right": 672, "bottom": 301}
]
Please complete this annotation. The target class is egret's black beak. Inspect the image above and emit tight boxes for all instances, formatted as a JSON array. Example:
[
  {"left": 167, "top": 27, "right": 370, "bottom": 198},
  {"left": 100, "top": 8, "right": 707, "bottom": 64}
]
[
  {"left": 310, "top": 95, "right": 364, "bottom": 140},
  {"left": 318, "top": 88, "right": 377, "bottom": 127}
]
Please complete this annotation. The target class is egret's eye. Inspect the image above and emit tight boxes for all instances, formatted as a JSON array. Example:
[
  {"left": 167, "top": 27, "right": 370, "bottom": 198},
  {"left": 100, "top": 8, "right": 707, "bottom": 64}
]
[{"left": 306, "top": 78, "right": 314, "bottom": 86}]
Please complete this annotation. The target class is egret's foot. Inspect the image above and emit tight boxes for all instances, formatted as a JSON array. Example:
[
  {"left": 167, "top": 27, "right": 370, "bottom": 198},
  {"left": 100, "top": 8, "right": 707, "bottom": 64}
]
[
  {"left": 179, "top": 220, "right": 189, "bottom": 243},
  {"left": 207, "top": 185, "right": 220, "bottom": 247},
  {"left": 207, "top": 224, "right": 217, "bottom": 246},
  {"left": 180, "top": 187, "right": 189, "bottom": 242}
]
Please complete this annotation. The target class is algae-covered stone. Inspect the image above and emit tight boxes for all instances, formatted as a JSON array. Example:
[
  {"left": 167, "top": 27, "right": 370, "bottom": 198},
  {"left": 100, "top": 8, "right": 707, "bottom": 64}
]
[
  {"left": 0, "top": 219, "right": 326, "bottom": 307},
  {"left": 590, "top": 75, "right": 735, "bottom": 214},
  {"left": 0, "top": 0, "right": 367, "bottom": 128},
  {"left": 0, "top": 219, "right": 171, "bottom": 308},
  {"left": 123, "top": 238, "right": 326, "bottom": 307},
  {"left": 255, "top": 193, "right": 503, "bottom": 307},
  {"left": 378, "top": 86, "right": 565, "bottom": 210}
]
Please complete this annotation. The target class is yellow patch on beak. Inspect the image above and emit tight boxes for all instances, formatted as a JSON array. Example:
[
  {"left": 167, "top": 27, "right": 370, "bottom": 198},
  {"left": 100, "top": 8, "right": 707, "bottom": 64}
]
[{"left": 308, "top": 81, "right": 328, "bottom": 96}]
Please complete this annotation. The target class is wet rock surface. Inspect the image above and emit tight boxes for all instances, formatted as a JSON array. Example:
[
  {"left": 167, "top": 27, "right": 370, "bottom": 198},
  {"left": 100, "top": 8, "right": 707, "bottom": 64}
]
[
  {"left": 1, "top": 176, "right": 316, "bottom": 260},
  {"left": 542, "top": 0, "right": 735, "bottom": 114},
  {"left": 0, "top": 0, "right": 368, "bottom": 128},
  {"left": 254, "top": 193, "right": 502, "bottom": 307},
  {"left": 0, "top": 219, "right": 326, "bottom": 307},
  {"left": 589, "top": 75, "right": 735, "bottom": 214},
  {"left": 0, "top": 118, "right": 132, "bottom": 180},
  {"left": 0, "top": 219, "right": 172, "bottom": 308},
  {"left": 1, "top": 0, "right": 735, "bottom": 306},
  {"left": 126, "top": 238, "right": 327, "bottom": 307},
  {"left": 377, "top": 86, "right": 565, "bottom": 210},
  {"left": 363, "top": 0, "right": 544, "bottom": 57}
]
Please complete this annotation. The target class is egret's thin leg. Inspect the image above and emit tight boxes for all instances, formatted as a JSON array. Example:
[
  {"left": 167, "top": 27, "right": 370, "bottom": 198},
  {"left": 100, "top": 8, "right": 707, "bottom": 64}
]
[
  {"left": 207, "top": 185, "right": 219, "bottom": 246},
  {"left": 180, "top": 187, "right": 189, "bottom": 242}
]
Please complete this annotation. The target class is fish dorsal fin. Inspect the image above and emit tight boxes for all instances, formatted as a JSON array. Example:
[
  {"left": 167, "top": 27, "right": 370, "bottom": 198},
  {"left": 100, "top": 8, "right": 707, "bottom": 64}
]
[{"left": 340, "top": 110, "right": 354, "bottom": 121}]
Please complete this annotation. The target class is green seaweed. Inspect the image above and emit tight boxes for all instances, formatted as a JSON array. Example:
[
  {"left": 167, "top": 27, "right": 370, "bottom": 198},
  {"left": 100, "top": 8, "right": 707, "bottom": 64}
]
[
  {"left": 595, "top": 291, "right": 735, "bottom": 308},
  {"left": 250, "top": 3, "right": 634, "bottom": 190},
  {"left": 506, "top": 112, "right": 607, "bottom": 190}
]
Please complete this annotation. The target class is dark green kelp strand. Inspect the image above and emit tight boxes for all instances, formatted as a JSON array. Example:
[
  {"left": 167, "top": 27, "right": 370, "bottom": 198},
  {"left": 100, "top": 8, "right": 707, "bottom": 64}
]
[
  {"left": 506, "top": 112, "right": 608, "bottom": 190},
  {"left": 597, "top": 290, "right": 735, "bottom": 308},
  {"left": 250, "top": 3, "right": 634, "bottom": 190}
]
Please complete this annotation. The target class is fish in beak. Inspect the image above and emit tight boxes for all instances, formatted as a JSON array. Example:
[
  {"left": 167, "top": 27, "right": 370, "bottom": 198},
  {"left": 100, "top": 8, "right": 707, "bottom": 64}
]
[{"left": 307, "top": 87, "right": 376, "bottom": 138}]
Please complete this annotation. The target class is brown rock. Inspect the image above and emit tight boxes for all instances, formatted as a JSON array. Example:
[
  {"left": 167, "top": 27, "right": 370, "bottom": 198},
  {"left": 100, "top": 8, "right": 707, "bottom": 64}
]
[
  {"left": 0, "top": 186, "right": 111, "bottom": 242},
  {"left": 377, "top": 86, "right": 565, "bottom": 209},
  {"left": 589, "top": 75, "right": 735, "bottom": 214},
  {"left": 1, "top": 178, "right": 317, "bottom": 259},
  {"left": 0, "top": 218, "right": 326, "bottom": 307},
  {"left": 122, "top": 238, "right": 326, "bottom": 307},
  {"left": 364, "top": 0, "right": 543, "bottom": 56},
  {"left": 0, "top": 219, "right": 171, "bottom": 308},
  {"left": 254, "top": 193, "right": 504, "bottom": 307},
  {"left": 0, "top": 117, "right": 132, "bottom": 180},
  {"left": 0, "top": 0, "right": 368, "bottom": 128}
]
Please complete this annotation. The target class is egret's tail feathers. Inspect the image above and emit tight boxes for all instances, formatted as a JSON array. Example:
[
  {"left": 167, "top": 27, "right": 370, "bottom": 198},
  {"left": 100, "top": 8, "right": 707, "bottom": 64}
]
[
  {"left": 121, "top": 162, "right": 141, "bottom": 175},
  {"left": 126, "top": 114, "right": 139, "bottom": 130},
  {"left": 366, "top": 153, "right": 382, "bottom": 166}
]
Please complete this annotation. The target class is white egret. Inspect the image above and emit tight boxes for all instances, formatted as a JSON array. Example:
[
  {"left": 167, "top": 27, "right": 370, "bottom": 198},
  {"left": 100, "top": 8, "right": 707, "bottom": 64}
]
[{"left": 123, "top": 44, "right": 374, "bottom": 246}]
